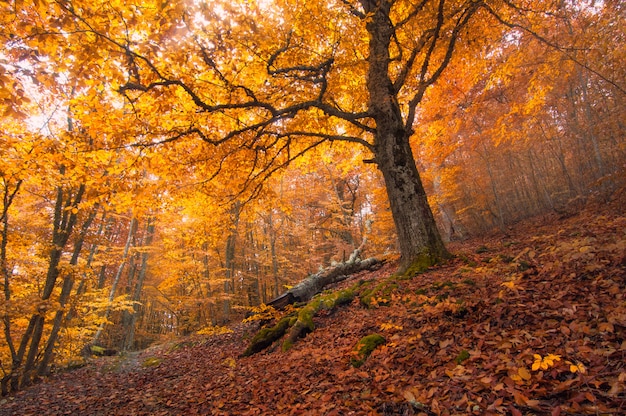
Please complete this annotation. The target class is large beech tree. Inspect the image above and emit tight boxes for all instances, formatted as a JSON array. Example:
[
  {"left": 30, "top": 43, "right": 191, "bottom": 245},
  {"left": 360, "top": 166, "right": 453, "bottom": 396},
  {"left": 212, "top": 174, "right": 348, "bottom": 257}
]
[
  {"left": 8, "top": 0, "right": 599, "bottom": 271},
  {"left": 40, "top": 0, "right": 488, "bottom": 270}
]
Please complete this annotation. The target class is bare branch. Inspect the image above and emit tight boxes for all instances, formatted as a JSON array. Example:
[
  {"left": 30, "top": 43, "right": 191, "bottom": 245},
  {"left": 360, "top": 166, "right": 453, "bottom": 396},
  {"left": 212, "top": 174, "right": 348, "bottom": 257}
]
[
  {"left": 393, "top": 28, "right": 435, "bottom": 93},
  {"left": 405, "top": 1, "right": 482, "bottom": 130},
  {"left": 339, "top": 0, "right": 366, "bottom": 18}
]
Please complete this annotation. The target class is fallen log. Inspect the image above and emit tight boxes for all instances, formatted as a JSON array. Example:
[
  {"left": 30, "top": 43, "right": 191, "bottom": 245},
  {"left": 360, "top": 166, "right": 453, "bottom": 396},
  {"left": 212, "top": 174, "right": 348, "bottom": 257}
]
[{"left": 267, "top": 246, "right": 382, "bottom": 309}]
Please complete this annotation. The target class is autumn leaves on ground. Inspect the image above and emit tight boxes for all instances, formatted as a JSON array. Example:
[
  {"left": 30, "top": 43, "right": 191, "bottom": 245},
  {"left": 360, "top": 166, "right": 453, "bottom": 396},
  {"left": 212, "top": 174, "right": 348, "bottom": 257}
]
[{"left": 2, "top": 205, "right": 624, "bottom": 416}]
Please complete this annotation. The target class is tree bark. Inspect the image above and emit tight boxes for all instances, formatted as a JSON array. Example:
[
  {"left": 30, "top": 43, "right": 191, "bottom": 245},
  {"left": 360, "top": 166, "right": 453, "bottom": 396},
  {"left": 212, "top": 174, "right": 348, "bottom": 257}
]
[
  {"left": 222, "top": 202, "right": 241, "bottom": 323},
  {"left": 92, "top": 217, "right": 137, "bottom": 346},
  {"left": 268, "top": 243, "right": 381, "bottom": 309},
  {"left": 18, "top": 181, "right": 84, "bottom": 389},
  {"left": 122, "top": 219, "right": 155, "bottom": 351},
  {"left": 1, "top": 179, "right": 22, "bottom": 394},
  {"left": 362, "top": 0, "right": 450, "bottom": 271},
  {"left": 37, "top": 205, "right": 99, "bottom": 376}
]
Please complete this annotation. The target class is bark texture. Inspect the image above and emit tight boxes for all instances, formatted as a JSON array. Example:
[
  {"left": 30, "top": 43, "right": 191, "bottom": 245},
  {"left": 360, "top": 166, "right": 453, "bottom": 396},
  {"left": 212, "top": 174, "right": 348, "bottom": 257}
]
[
  {"left": 268, "top": 245, "right": 381, "bottom": 309},
  {"left": 361, "top": 0, "right": 450, "bottom": 270}
]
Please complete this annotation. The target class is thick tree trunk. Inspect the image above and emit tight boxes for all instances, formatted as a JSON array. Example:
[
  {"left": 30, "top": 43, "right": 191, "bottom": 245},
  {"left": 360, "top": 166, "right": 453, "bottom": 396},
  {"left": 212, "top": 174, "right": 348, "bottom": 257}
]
[
  {"left": 362, "top": 0, "right": 450, "bottom": 271},
  {"left": 375, "top": 135, "right": 450, "bottom": 271}
]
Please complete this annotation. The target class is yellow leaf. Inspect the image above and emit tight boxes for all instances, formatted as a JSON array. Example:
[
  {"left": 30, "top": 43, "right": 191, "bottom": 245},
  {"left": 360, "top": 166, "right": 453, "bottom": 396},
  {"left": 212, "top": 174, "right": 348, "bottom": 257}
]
[
  {"left": 570, "top": 362, "right": 586, "bottom": 374},
  {"left": 518, "top": 367, "right": 532, "bottom": 380},
  {"left": 532, "top": 353, "right": 561, "bottom": 371},
  {"left": 501, "top": 281, "right": 516, "bottom": 289},
  {"left": 380, "top": 322, "right": 403, "bottom": 331},
  {"left": 222, "top": 357, "right": 236, "bottom": 368}
]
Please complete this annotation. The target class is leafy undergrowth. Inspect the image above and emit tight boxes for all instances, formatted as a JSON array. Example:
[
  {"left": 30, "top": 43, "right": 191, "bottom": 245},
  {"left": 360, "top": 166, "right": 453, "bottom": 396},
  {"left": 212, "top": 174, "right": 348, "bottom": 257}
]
[{"left": 1, "top": 208, "right": 625, "bottom": 415}]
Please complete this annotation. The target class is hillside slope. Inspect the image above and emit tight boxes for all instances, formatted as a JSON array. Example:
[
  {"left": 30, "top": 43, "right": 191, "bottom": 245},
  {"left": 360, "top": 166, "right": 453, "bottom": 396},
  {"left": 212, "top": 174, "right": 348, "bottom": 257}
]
[{"left": 1, "top": 207, "right": 625, "bottom": 415}]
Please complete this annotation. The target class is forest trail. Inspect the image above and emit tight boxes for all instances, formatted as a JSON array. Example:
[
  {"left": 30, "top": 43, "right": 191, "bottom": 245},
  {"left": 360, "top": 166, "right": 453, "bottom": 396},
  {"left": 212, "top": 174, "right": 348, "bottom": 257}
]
[{"left": 1, "top": 205, "right": 624, "bottom": 416}]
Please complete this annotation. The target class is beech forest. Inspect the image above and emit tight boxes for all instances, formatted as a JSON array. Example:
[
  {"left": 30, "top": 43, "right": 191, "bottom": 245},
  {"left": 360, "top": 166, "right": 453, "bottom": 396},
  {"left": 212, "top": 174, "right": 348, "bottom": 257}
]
[{"left": 0, "top": 0, "right": 625, "bottom": 414}]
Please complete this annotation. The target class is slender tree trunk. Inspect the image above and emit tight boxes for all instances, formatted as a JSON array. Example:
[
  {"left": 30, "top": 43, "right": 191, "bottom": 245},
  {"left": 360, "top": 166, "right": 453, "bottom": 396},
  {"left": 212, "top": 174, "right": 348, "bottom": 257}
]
[
  {"left": 1, "top": 180, "right": 22, "bottom": 395},
  {"left": 93, "top": 217, "right": 137, "bottom": 346},
  {"left": 123, "top": 219, "right": 154, "bottom": 351},
  {"left": 37, "top": 206, "right": 99, "bottom": 376},
  {"left": 18, "top": 181, "right": 84, "bottom": 388},
  {"left": 478, "top": 142, "right": 506, "bottom": 231},
  {"left": 222, "top": 202, "right": 240, "bottom": 323},
  {"left": 265, "top": 210, "right": 281, "bottom": 298},
  {"left": 201, "top": 242, "right": 217, "bottom": 325},
  {"left": 66, "top": 209, "right": 108, "bottom": 324}
]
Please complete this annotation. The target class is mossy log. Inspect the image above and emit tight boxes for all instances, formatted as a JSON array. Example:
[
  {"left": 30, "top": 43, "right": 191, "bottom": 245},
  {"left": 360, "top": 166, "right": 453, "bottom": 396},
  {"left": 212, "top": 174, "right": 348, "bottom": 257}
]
[
  {"left": 268, "top": 255, "right": 382, "bottom": 310},
  {"left": 241, "top": 316, "right": 293, "bottom": 357},
  {"left": 243, "top": 288, "right": 355, "bottom": 356},
  {"left": 350, "top": 334, "right": 386, "bottom": 367},
  {"left": 282, "top": 289, "right": 355, "bottom": 350}
]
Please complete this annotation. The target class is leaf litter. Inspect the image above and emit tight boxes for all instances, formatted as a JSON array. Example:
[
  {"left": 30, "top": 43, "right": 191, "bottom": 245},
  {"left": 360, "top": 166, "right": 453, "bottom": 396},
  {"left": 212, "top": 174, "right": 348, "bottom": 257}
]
[{"left": 1, "top": 207, "right": 624, "bottom": 415}]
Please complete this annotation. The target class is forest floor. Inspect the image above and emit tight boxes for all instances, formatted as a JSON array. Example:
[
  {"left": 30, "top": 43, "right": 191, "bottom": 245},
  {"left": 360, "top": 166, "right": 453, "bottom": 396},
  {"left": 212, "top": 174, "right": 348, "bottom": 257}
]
[{"left": 1, "top": 203, "right": 625, "bottom": 415}]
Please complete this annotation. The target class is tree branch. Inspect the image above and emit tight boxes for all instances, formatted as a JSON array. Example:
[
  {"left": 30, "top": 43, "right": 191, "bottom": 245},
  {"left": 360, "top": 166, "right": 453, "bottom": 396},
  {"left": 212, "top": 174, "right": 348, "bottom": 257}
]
[
  {"left": 483, "top": 3, "right": 626, "bottom": 96},
  {"left": 405, "top": 1, "right": 482, "bottom": 130}
]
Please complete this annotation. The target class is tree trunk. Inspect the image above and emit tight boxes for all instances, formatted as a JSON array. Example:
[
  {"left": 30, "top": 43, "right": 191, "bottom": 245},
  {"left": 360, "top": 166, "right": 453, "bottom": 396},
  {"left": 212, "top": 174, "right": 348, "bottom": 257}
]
[
  {"left": 122, "top": 219, "right": 155, "bottom": 351},
  {"left": 222, "top": 202, "right": 241, "bottom": 323},
  {"left": 18, "top": 181, "right": 84, "bottom": 389},
  {"left": 1, "top": 180, "right": 21, "bottom": 395},
  {"left": 268, "top": 242, "right": 381, "bottom": 309},
  {"left": 37, "top": 205, "right": 99, "bottom": 376},
  {"left": 93, "top": 217, "right": 137, "bottom": 346},
  {"left": 362, "top": 0, "right": 449, "bottom": 271}
]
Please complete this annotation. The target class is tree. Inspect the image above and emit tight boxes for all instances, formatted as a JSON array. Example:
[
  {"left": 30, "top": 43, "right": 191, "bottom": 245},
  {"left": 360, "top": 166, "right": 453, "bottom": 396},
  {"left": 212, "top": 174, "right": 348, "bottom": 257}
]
[
  {"left": 12, "top": 0, "right": 618, "bottom": 274},
  {"left": 2, "top": 0, "right": 623, "bottom": 392},
  {"left": 32, "top": 0, "right": 498, "bottom": 271}
]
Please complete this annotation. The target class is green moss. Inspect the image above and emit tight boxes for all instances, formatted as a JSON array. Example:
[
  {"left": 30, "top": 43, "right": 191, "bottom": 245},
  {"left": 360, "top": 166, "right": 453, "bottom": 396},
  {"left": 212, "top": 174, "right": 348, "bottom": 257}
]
[
  {"left": 475, "top": 245, "right": 489, "bottom": 254},
  {"left": 297, "top": 300, "right": 319, "bottom": 332},
  {"left": 360, "top": 281, "right": 398, "bottom": 308},
  {"left": 455, "top": 350, "right": 470, "bottom": 365},
  {"left": 283, "top": 288, "right": 356, "bottom": 351},
  {"left": 350, "top": 334, "right": 386, "bottom": 368},
  {"left": 399, "top": 253, "right": 438, "bottom": 278},
  {"left": 335, "top": 288, "right": 356, "bottom": 306},
  {"left": 435, "top": 293, "right": 449, "bottom": 301},
  {"left": 90, "top": 345, "right": 105, "bottom": 355},
  {"left": 89, "top": 345, "right": 118, "bottom": 356},
  {"left": 242, "top": 316, "right": 293, "bottom": 357},
  {"left": 461, "top": 278, "right": 476, "bottom": 286},
  {"left": 169, "top": 340, "right": 196, "bottom": 352},
  {"left": 281, "top": 340, "right": 293, "bottom": 352},
  {"left": 457, "top": 254, "right": 477, "bottom": 267},
  {"left": 142, "top": 357, "right": 162, "bottom": 367},
  {"left": 499, "top": 254, "right": 514, "bottom": 263},
  {"left": 244, "top": 287, "right": 358, "bottom": 356},
  {"left": 432, "top": 281, "right": 456, "bottom": 290}
]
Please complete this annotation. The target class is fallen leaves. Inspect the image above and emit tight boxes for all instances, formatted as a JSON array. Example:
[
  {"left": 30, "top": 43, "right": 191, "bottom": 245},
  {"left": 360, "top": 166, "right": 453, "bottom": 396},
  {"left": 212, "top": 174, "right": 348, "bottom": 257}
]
[
  {"left": 1, "top": 210, "right": 624, "bottom": 415},
  {"left": 531, "top": 353, "right": 561, "bottom": 371}
]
